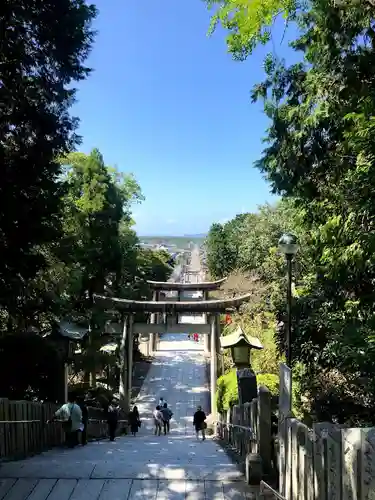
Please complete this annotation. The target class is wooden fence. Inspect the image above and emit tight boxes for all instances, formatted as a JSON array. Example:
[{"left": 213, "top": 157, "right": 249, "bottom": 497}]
[
  {"left": 216, "top": 385, "right": 273, "bottom": 484},
  {"left": 0, "top": 398, "right": 127, "bottom": 461},
  {"left": 277, "top": 363, "right": 375, "bottom": 500}
]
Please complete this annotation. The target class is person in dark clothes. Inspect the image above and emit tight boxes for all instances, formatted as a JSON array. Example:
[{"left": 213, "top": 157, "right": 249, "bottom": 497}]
[
  {"left": 78, "top": 398, "right": 89, "bottom": 445},
  {"left": 193, "top": 405, "right": 206, "bottom": 441},
  {"left": 161, "top": 403, "right": 173, "bottom": 435},
  {"left": 107, "top": 399, "right": 119, "bottom": 441},
  {"left": 128, "top": 406, "right": 140, "bottom": 436}
]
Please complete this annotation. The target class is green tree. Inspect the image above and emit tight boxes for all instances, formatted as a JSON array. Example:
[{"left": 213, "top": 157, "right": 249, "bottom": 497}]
[
  {"left": 206, "top": 223, "right": 238, "bottom": 278},
  {"left": 0, "top": 0, "right": 97, "bottom": 332},
  {"left": 204, "top": 0, "right": 298, "bottom": 60},
  {"left": 252, "top": 0, "right": 375, "bottom": 424},
  {"left": 58, "top": 149, "right": 143, "bottom": 384}
]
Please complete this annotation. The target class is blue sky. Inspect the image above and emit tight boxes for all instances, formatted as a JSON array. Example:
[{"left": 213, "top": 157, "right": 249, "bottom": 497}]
[{"left": 72, "top": 0, "right": 299, "bottom": 236}]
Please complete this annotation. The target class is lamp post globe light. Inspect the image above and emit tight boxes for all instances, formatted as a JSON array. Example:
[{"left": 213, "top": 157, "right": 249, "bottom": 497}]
[
  {"left": 278, "top": 233, "right": 299, "bottom": 368},
  {"left": 278, "top": 232, "right": 299, "bottom": 259},
  {"left": 220, "top": 327, "right": 263, "bottom": 405}
]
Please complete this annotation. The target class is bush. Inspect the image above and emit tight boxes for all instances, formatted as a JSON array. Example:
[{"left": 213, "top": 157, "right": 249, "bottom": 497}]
[
  {"left": 216, "top": 370, "right": 238, "bottom": 413},
  {"left": 216, "top": 369, "right": 280, "bottom": 413},
  {"left": 257, "top": 373, "right": 279, "bottom": 395}
]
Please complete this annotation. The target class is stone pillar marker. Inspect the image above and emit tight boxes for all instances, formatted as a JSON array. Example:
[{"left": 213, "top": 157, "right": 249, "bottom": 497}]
[
  {"left": 257, "top": 385, "right": 272, "bottom": 474},
  {"left": 210, "top": 314, "right": 218, "bottom": 419}
]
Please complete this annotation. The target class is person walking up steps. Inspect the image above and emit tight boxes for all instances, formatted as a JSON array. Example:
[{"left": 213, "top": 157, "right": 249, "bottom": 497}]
[
  {"left": 128, "top": 406, "right": 141, "bottom": 436},
  {"left": 193, "top": 405, "right": 207, "bottom": 441},
  {"left": 153, "top": 406, "right": 163, "bottom": 436},
  {"left": 161, "top": 403, "right": 173, "bottom": 435}
]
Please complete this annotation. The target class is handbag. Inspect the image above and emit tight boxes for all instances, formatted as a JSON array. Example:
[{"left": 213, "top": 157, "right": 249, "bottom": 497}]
[{"left": 138, "top": 420, "right": 141, "bottom": 428}]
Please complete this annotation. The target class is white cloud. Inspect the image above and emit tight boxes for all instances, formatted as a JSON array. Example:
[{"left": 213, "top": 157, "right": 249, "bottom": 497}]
[
  {"left": 219, "top": 217, "right": 229, "bottom": 224},
  {"left": 166, "top": 218, "right": 176, "bottom": 224}
]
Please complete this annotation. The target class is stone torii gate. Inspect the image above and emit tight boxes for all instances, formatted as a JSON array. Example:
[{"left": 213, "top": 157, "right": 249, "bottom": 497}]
[
  {"left": 146, "top": 277, "right": 228, "bottom": 353},
  {"left": 93, "top": 290, "right": 252, "bottom": 417}
]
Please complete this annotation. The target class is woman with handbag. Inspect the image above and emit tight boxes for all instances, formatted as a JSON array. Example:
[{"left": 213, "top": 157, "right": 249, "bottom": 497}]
[
  {"left": 48, "top": 395, "right": 82, "bottom": 448},
  {"left": 193, "top": 405, "right": 207, "bottom": 441}
]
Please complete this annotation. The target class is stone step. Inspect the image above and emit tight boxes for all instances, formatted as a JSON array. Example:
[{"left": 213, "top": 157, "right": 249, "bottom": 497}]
[{"left": 0, "top": 478, "right": 258, "bottom": 499}]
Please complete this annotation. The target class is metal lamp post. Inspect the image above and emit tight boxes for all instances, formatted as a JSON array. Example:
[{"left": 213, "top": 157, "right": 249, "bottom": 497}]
[
  {"left": 220, "top": 327, "right": 263, "bottom": 405},
  {"left": 278, "top": 233, "right": 299, "bottom": 367}
]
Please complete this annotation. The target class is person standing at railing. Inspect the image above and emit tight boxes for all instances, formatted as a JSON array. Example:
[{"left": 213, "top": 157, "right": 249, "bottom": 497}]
[{"left": 47, "top": 394, "right": 82, "bottom": 448}]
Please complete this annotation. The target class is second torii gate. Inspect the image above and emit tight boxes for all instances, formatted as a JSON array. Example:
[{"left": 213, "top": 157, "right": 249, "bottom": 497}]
[
  {"left": 146, "top": 277, "right": 228, "bottom": 353},
  {"left": 94, "top": 291, "right": 252, "bottom": 418}
]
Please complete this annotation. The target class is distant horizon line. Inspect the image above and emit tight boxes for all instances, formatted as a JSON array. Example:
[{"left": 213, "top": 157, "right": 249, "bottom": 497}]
[{"left": 139, "top": 234, "right": 207, "bottom": 238}]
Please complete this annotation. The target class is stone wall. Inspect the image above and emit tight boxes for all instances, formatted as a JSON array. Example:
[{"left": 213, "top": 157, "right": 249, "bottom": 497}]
[
  {"left": 216, "top": 386, "right": 273, "bottom": 486},
  {"left": 278, "top": 363, "right": 375, "bottom": 500}
]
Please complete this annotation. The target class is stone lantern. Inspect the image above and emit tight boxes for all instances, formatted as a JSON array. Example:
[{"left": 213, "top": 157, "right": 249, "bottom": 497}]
[
  {"left": 220, "top": 327, "right": 263, "bottom": 405},
  {"left": 47, "top": 321, "right": 89, "bottom": 401}
]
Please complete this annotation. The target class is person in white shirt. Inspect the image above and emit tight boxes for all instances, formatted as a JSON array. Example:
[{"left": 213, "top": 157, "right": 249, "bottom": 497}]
[
  {"left": 48, "top": 395, "right": 82, "bottom": 447},
  {"left": 153, "top": 406, "right": 163, "bottom": 436}
]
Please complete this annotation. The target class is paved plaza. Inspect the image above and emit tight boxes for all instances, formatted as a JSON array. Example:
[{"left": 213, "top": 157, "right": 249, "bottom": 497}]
[{"left": 0, "top": 337, "right": 252, "bottom": 498}]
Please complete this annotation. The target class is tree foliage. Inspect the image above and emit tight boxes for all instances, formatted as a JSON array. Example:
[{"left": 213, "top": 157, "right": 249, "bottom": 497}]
[
  {"left": 0, "top": 1, "right": 173, "bottom": 402},
  {"left": 0, "top": 0, "right": 97, "bottom": 331},
  {"left": 208, "top": 0, "right": 375, "bottom": 425},
  {"left": 204, "top": 0, "right": 299, "bottom": 60}
]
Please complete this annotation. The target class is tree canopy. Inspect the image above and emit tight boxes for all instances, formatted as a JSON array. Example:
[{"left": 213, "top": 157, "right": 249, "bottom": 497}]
[
  {"left": 204, "top": 0, "right": 299, "bottom": 59},
  {"left": 0, "top": 2, "right": 172, "bottom": 401},
  {"left": 1, "top": 0, "right": 97, "bottom": 332},
  {"left": 206, "top": 0, "right": 375, "bottom": 425}
]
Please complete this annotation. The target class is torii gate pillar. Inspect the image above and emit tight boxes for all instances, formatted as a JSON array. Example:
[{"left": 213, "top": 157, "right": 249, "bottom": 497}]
[
  {"left": 203, "top": 289, "right": 210, "bottom": 353},
  {"left": 210, "top": 314, "right": 218, "bottom": 419},
  {"left": 149, "top": 291, "right": 158, "bottom": 353},
  {"left": 119, "top": 314, "right": 134, "bottom": 413}
]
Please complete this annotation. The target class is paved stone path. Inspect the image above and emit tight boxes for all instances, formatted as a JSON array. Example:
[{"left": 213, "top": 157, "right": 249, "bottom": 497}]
[
  {"left": 0, "top": 249, "right": 254, "bottom": 498},
  {"left": 0, "top": 336, "right": 252, "bottom": 499}
]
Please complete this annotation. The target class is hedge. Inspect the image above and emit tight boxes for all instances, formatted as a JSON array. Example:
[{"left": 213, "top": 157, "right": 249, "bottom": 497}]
[{"left": 216, "top": 369, "right": 279, "bottom": 413}]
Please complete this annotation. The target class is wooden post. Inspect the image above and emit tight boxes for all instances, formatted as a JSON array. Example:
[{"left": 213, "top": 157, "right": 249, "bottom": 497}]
[
  {"left": 119, "top": 315, "right": 129, "bottom": 412},
  {"left": 63, "top": 363, "right": 69, "bottom": 402},
  {"left": 127, "top": 314, "right": 134, "bottom": 410},
  {"left": 210, "top": 314, "right": 217, "bottom": 419}
]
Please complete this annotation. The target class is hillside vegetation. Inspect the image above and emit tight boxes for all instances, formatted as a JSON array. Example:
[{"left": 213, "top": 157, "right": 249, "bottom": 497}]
[
  {"left": 204, "top": 0, "right": 375, "bottom": 427},
  {"left": 207, "top": 197, "right": 375, "bottom": 426}
]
